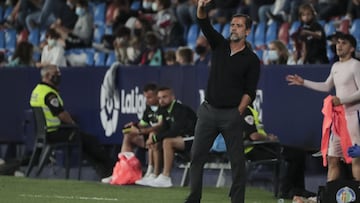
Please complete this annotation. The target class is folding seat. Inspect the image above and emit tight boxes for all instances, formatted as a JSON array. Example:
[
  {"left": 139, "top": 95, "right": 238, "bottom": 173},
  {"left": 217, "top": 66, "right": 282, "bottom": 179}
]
[
  {"left": 186, "top": 23, "right": 200, "bottom": 49},
  {"left": 94, "top": 51, "right": 106, "bottom": 66},
  {"left": 265, "top": 21, "right": 279, "bottom": 45},
  {"left": 130, "top": 0, "right": 141, "bottom": 11},
  {"left": 246, "top": 23, "right": 256, "bottom": 49},
  {"left": 5, "top": 28, "right": 16, "bottom": 52},
  {"left": 3, "top": 6, "right": 12, "bottom": 21},
  {"left": 93, "top": 2, "right": 106, "bottom": 26},
  {"left": 254, "top": 21, "right": 266, "bottom": 49},
  {"left": 93, "top": 24, "right": 105, "bottom": 44},
  {"left": 324, "top": 20, "right": 336, "bottom": 37},
  {"left": 28, "top": 28, "right": 40, "bottom": 46},
  {"left": 349, "top": 19, "right": 360, "bottom": 51},
  {"left": 106, "top": 51, "right": 116, "bottom": 66},
  {"left": 221, "top": 23, "right": 230, "bottom": 38}
]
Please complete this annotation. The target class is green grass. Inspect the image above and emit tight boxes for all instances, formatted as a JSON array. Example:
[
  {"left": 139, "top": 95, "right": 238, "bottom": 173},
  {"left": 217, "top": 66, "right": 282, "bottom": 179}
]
[{"left": 0, "top": 176, "right": 292, "bottom": 203}]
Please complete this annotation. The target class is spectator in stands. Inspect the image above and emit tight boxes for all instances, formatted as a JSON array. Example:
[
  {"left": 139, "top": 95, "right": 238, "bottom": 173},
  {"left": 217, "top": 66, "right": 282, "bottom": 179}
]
[
  {"left": 326, "top": 31, "right": 342, "bottom": 64},
  {"left": 152, "top": 0, "right": 184, "bottom": 47},
  {"left": 245, "top": 0, "right": 275, "bottom": 23},
  {"left": 263, "top": 40, "right": 289, "bottom": 65},
  {"left": 291, "top": 3, "right": 328, "bottom": 64},
  {"left": 176, "top": 46, "right": 194, "bottom": 65},
  {"left": 52, "top": 0, "right": 93, "bottom": 50},
  {"left": 345, "top": 0, "right": 360, "bottom": 21},
  {"left": 113, "top": 26, "right": 132, "bottom": 65},
  {"left": 145, "top": 86, "right": 197, "bottom": 188},
  {"left": 7, "top": 41, "right": 34, "bottom": 67},
  {"left": 164, "top": 49, "right": 178, "bottom": 66},
  {"left": 258, "top": 0, "right": 287, "bottom": 24},
  {"left": 30, "top": 65, "right": 114, "bottom": 179},
  {"left": 314, "top": 0, "right": 347, "bottom": 22},
  {"left": 8, "top": 0, "right": 42, "bottom": 32},
  {"left": 138, "top": 31, "right": 164, "bottom": 66},
  {"left": 36, "top": 28, "right": 66, "bottom": 68},
  {"left": 194, "top": 35, "right": 211, "bottom": 67},
  {"left": 108, "top": 0, "right": 135, "bottom": 34},
  {"left": 286, "top": 34, "right": 360, "bottom": 183},
  {"left": 283, "top": 0, "right": 304, "bottom": 23},
  {"left": 48, "top": 0, "right": 79, "bottom": 31},
  {"left": 102, "top": 83, "right": 163, "bottom": 184}
]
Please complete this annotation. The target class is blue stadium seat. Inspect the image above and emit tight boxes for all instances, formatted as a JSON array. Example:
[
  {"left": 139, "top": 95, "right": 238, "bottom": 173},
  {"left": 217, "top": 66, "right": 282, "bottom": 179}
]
[
  {"left": 94, "top": 51, "right": 106, "bottom": 66},
  {"left": 0, "top": 6, "right": 4, "bottom": 22},
  {"left": 130, "top": 0, "right": 141, "bottom": 11},
  {"left": 350, "top": 19, "right": 360, "bottom": 51},
  {"left": 221, "top": 23, "right": 230, "bottom": 38},
  {"left": 28, "top": 28, "right": 40, "bottom": 46},
  {"left": 246, "top": 23, "right": 256, "bottom": 49},
  {"left": 33, "top": 52, "right": 41, "bottom": 62},
  {"left": 3, "top": 6, "right": 12, "bottom": 21},
  {"left": 93, "top": 24, "right": 105, "bottom": 43},
  {"left": 254, "top": 21, "right": 266, "bottom": 49},
  {"left": 106, "top": 51, "right": 116, "bottom": 66},
  {"left": 105, "top": 25, "right": 113, "bottom": 35},
  {"left": 255, "top": 49, "right": 263, "bottom": 60},
  {"left": 265, "top": 21, "right": 278, "bottom": 45},
  {"left": 5, "top": 29, "right": 16, "bottom": 52},
  {"left": 324, "top": 20, "right": 336, "bottom": 37},
  {"left": 93, "top": 3, "right": 106, "bottom": 25},
  {"left": 186, "top": 23, "right": 200, "bottom": 49},
  {"left": 213, "top": 23, "right": 222, "bottom": 33},
  {"left": 40, "top": 29, "right": 46, "bottom": 43},
  {"left": 0, "top": 30, "right": 5, "bottom": 49},
  {"left": 85, "top": 49, "right": 95, "bottom": 66},
  {"left": 289, "top": 21, "right": 301, "bottom": 37}
]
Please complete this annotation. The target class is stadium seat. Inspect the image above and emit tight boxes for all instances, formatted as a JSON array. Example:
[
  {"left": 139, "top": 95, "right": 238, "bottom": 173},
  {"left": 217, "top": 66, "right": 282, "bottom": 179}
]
[
  {"left": 0, "top": 6, "right": 4, "bottom": 22},
  {"left": 254, "top": 21, "right": 266, "bottom": 49},
  {"left": 5, "top": 29, "right": 16, "bottom": 52},
  {"left": 105, "top": 25, "right": 113, "bottom": 35},
  {"left": 106, "top": 51, "right": 116, "bottom": 66},
  {"left": 85, "top": 49, "right": 95, "bottom": 66},
  {"left": 186, "top": 23, "right": 200, "bottom": 49},
  {"left": 130, "top": 0, "right": 141, "bottom": 11},
  {"left": 265, "top": 21, "right": 279, "bottom": 45},
  {"left": 221, "top": 23, "right": 230, "bottom": 38},
  {"left": 212, "top": 23, "right": 222, "bottom": 33},
  {"left": 28, "top": 28, "right": 40, "bottom": 46},
  {"left": 93, "top": 2, "right": 106, "bottom": 25},
  {"left": 246, "top": 23, "right": 255, "bottom": 49},
  {"left": 94, "top": 51, "right": 106, "bottom": 66},
  {"left": 289, "top": 21, "right": 301, "bottom": 37},
  {"left": 338, "top": 19, "right": 350, "bottom": 34},
  {"left": 0, "top": 30, "right": 5, "bottom": 49},
  {"left": 324, "top": 20, "right": 336, "bottom": 37},
  {"left": 93, "top": 24, "right": 105, "bottom": 44},
  {"left": 3, "top": 6, "right": 12, "bottom": 21},
  {"left": 278, "top": 22, "right": 290, "bottom": 46},
  {"left": 350, "top": 19, "right": 360, "bottom": 51},
  {"left": 25, "top": 107, "right": 82, "bottom": 179},
  {"left": 255, "top": 49, "right": 263, "bottom": 61}
]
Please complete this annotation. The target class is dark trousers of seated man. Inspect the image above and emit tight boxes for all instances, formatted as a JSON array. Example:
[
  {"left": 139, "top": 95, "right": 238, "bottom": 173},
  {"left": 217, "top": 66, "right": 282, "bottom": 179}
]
[{"left": 47, "top": 128, "right": 114, "bottom": 178}]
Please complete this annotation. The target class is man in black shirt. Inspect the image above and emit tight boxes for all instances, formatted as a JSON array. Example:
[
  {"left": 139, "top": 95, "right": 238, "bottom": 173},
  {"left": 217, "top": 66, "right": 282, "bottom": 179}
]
[
  {"left": 146, "top": 87, "right": 197, "bottom": 188},
  {"left": 185, "top": 0, "right": 260, "bottom": 202}
]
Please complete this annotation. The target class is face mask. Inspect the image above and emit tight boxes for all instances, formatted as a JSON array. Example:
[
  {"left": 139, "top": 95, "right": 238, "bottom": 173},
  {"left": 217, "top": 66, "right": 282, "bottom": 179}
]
[
  {"left": 47, "top": 39, "right": 56, "bottom": 47},
  {"left": 195, "top": 45, "right": 207, "bottom": 55},
  {"left": 142, "top": 2, "right": 152, "bottom": 9},
  {"left": 51, "top": 74, "right": 61, "bottom": 86},
  {"left": 152, "top": 2, "right": 158, "bottom": 11},
  {"left": 267, "top": 50, "right": 279, "bottom": 61},
  {"left": 150, "top": 105, "right": 158, "bottom": 112},
  {"left": 134, "top": 28, "right": 142, "bottom": 37},
  {"left": 75, "top": 7, "right": 85, "bottom": 16}
]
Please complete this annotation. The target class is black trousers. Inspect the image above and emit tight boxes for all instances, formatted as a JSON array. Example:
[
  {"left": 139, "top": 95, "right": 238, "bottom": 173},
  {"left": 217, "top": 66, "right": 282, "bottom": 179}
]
[
  {"left": 47, "top": 128, "right": 114, "bottom": 178},
  {"left": 186, "top": 102, "right": 246, "bottom": 203}
]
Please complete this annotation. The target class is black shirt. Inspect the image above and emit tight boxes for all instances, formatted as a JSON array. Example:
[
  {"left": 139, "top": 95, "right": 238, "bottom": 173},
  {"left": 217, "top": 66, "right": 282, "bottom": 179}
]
[
  {"left": 155, "top": 101, "right": 197, "bottom": 141},
  {"left": 198, "top": 17, "right": 261, "bottom": 108},
  {"left": 42, "top": 82, "right": 65, "bottom": 116},
  {"left": 140, "top": 105, "right": 161, "bottom": 127}
]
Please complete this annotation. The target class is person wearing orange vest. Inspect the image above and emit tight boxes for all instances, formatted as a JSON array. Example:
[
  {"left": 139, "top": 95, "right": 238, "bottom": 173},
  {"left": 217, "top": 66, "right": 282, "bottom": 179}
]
[{"left": 286, "top": 33, "right": 360, "bottom": 182}]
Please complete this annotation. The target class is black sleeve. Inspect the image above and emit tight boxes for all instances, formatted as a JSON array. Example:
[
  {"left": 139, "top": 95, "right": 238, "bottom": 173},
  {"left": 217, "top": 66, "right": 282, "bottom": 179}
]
[
  {"left": 44, "top": 92, "right": 64, "bottom": 116},
  {"left": 197, "top": 17, "right": 225, "bottom": 50}
]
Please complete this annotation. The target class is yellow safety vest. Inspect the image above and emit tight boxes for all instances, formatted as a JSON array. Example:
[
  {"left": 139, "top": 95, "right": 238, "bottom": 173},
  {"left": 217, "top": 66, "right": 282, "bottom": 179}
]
[
  {"left": 30, "top": 84, "right": 64, "bottom": 132},
  {"left": 244, "top": 106, "right": 267, "bottom": 154}
]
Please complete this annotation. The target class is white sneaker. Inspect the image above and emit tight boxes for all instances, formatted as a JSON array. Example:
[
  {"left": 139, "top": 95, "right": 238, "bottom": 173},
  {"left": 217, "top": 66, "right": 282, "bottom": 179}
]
[
  {"left": 101, "top": 175, "right": 113, "bottom": 184},
  {"left": 135, "top": 173, "right": 156, "bottom": 186},
  {"left": 148, "top": 174, "right": 173, "bottom": 188}
]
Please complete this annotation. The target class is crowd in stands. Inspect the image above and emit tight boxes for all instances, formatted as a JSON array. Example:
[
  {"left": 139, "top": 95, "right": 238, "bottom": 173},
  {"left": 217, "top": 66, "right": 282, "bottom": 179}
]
[{"left": 0, "top": 0, "right": 358, "bottom": 68}]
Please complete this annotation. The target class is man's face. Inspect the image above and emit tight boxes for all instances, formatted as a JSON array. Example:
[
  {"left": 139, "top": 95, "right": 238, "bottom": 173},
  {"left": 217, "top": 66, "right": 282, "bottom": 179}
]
[
  {"left": 158, "top": 90, "right": 174, "bottom": 108},
  {"left": 229, "top": 17, "right": 249, "bottom": 42},
  {"left": 336, "top": 39, "right": 354, "bottom": 58},
  {"left": 46, "top": 67, "right": 61, "bottom": 85},
  {"left": 144, "top": 90, "right": 158, "bottom": 106}
]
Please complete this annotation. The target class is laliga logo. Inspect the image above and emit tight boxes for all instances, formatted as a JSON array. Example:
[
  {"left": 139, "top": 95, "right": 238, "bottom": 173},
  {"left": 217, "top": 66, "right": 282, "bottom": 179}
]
[{"left": 336, "top": 186, "right": 356, "bottom": 203}]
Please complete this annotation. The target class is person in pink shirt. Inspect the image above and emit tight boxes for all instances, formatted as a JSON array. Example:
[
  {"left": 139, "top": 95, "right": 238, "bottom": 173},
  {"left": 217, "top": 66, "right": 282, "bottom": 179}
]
[{"left": 286, "top": 33, "right": 360, "bottom": 182}]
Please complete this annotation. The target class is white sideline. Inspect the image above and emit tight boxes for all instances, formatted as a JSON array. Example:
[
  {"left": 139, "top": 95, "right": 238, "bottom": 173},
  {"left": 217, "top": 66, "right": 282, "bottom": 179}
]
[{"left": 20, "top": 194, "right": 118, "bottom": 201}]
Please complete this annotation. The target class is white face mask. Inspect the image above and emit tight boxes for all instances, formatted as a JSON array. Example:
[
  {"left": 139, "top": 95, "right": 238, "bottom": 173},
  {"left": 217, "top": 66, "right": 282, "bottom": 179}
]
[
  {"left": 142, "top": 1, "right": 152, "bottom": 9},
  {"left": 150, "top": 105, "right": 158, "bottom": 112},
  {"left": 47, "top": 39, "right": 56, "bottom": 47},
  {"left": 152, "top": 2, "right": 158, "bottom": 11},
  {"left": 267, "top": 50, "right": 279, "bottom": 61}
]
